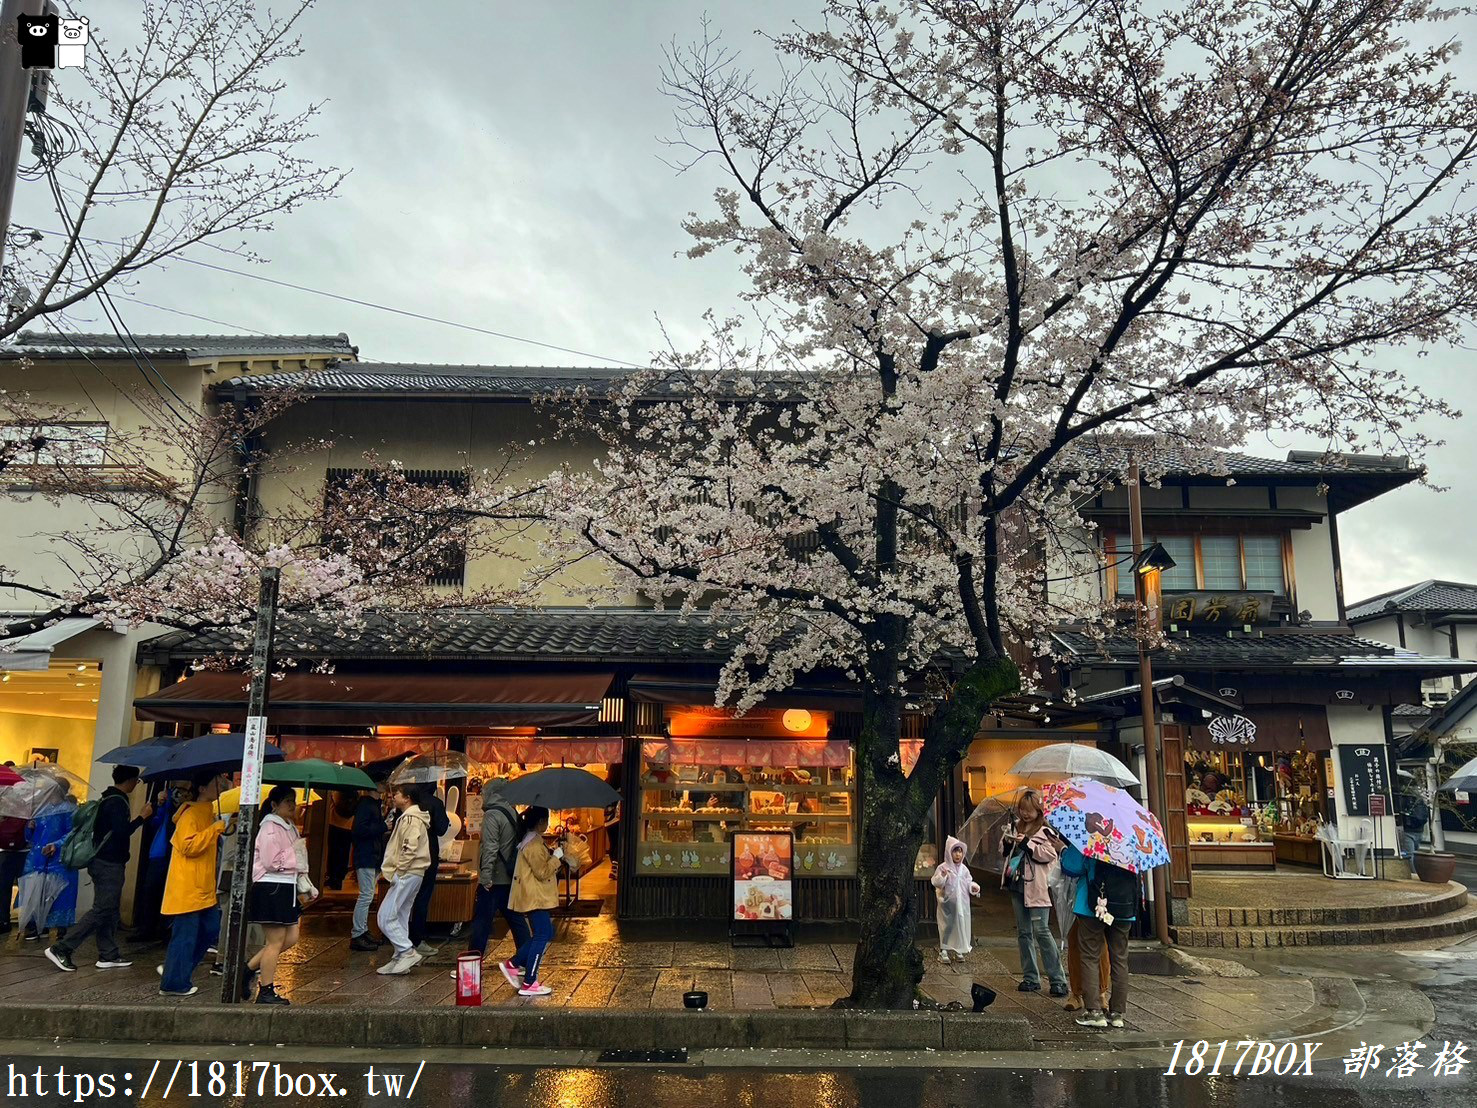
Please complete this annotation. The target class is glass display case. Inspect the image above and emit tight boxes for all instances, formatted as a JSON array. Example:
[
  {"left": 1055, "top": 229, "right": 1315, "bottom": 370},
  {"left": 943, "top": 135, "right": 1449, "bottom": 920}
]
[
  {"left": 637, "top": 748, "right": 857, "bottom": 877},
  {"left": 1184, "top": 749, "right": 1276, "bottom": 867}
]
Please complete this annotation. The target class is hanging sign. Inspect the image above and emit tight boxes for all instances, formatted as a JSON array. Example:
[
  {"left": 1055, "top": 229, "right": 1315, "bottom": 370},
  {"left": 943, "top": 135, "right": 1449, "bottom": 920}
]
[
  {"left": 241, "top": 715, "right": 268, "bottom": 803},
  {"left": 1162, "top": 591, "right": 1277, "bottom": 626}
]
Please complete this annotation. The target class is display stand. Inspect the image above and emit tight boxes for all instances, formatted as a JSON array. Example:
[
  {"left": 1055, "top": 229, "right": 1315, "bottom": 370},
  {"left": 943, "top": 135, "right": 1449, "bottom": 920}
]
[{"left": 730, "top": 830, "right": 794, "bottom": 948}]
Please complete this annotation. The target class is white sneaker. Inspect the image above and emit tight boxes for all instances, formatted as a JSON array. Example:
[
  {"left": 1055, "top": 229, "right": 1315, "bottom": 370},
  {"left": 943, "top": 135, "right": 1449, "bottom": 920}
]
[
  {"left": 377, "top": 949, "right": 423, "bottom": 976},
  {"left": 156, "top": 965, "right": 163, "bottom": 976},
  {"left": 95, "top": 959, "right": 132, "bottom": 969},
  {"left": 499, "top": 960, "right": 522, "bottom": 989},
  {"left": 517, "top": 980, "right": 552, "bottom": 997},
  {"left": 415, "top": 942, "right": 438, "bottom": 957},
  {"left": 159, "top": 985, "right": 199, "bottom": 997},
  {"left": 937, "top": 950, "right": 950, "bottom": 963}
]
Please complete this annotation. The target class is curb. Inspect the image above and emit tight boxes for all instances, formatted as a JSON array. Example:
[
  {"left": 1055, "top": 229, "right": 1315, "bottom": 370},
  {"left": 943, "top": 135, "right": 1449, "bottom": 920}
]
[{"left": 0, "top": 1004, "right": 1035, "bottom": 1053}]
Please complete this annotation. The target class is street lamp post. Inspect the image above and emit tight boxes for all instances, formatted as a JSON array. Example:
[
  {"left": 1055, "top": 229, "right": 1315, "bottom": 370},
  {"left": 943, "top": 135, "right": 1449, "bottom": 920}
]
[{"left": 1127, "top": 464, "right": 1174, "bottom": 946}]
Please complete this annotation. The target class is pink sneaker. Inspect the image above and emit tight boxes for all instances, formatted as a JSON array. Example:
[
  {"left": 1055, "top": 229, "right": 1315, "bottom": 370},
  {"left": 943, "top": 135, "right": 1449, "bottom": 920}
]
[
  {"left": 518, "top": 980, "right": 552, "bottom": 997},
  {"left": 499, "top": 960, "right": 522, "bottom": 989}
]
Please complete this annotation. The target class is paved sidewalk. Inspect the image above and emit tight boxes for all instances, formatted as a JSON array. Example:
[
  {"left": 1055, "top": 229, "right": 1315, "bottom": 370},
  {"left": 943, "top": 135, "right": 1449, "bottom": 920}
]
[{"left": 0, "top": 911, "right": 1322, "bottom": 1047}]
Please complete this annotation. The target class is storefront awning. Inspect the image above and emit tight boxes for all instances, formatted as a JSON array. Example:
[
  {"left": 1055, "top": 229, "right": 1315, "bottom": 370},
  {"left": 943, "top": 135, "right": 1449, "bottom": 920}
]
[
  {"left": 0, "top": 617, "right": 103, "bottom": 671},
  {"left": 628, "top": 673, "right": 861, "bottom": 711},
  {"left": 642, "top": 737, "right": 850, "bottom": 767},
  {"left": 135, "top": 670, "right": 614, "bottom": 728},
  {"left": 1188, "top": 706, "right": 1332, "bottom": 752}
]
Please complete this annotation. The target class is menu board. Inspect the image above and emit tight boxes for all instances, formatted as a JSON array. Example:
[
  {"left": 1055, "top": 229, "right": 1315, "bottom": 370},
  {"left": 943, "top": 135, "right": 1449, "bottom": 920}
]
[
  {"left": 1337, "top": 744, "right": 1391, "bottom": 817},
  {"left": 732, "top": 831, "right": 793, "bottom": 924}
]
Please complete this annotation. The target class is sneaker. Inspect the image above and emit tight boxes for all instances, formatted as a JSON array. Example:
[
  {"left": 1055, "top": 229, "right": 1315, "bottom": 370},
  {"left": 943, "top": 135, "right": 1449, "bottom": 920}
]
[
  {"left": 517, "top": 980, "right": 552, "bottom": 997},
  {"left": 1107, "top": 1011, "right": 1126, "bottom": 1029},
  {"left": 159, "top": 986, "right": 199, "bottom": 997},
  {"left": 376, "top": 950, "right": 423, "bottom": 976},
  {"left": 1075, "top": 1010, "right": 1109, "bottom": 1028},
  {"left": 255, "top": 984, "right": 290, "bottom": 1006},
  {"left": 205, "top": 946, "right": 218, "bottom": 955},
  {"left": 208, "top": 962, "right": 224, "bottom": 976},
  {"left": 44, "top": 947, "right": 76, "bottom": 973},
  {"left": 415, "top": 942, "right": 438, "bottom": 958},
  {"left": 23, "top": 929, "right": 40, "bottom": 941},
  {"left": 937, "top": 950, "right": 950, "bottom": 964},
  {"left": 156, "top": 965, "right": 163, "bottom": 976},
  {"left": 95, "top": 959, "right": 133, "bottom": 969},
  {"left": 349, "top": 935, "right": 378, "bottom": 952},
  {"left": 951, "top": 951, "right": 968, "bottom": 963},
  {"left": 241, "top": 964, "right": 258, "bottom": 1001},
  {"left": 1062, "top": 993, "right": 1084, "bottom": 1012},
  {"left": 1017, "top": 981, "right": 1041, "bottom": 992},
  {"left": 499, "top": 960, "right": 522, "bottom": 989},
  {"left": 1049, "top": 984, "right": 1069, "bottom": 998}
]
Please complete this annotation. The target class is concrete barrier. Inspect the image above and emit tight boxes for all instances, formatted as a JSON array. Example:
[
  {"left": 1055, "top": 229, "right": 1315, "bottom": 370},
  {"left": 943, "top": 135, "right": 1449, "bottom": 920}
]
[{"left": 0, "top": 1003, "right": 1034, "bottom": 1053}]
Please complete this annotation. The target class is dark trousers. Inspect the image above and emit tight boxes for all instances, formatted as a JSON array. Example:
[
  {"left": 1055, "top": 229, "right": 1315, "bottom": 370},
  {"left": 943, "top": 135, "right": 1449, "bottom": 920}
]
[
  {"left": 408, "top": 862, "right": 438, "bottom": 946},
  {"left": 134, "top": 856, "right": 170, "bottom": 942},
  {"left": 0, "top": 850, "right": 26, "bottom": 931},
  {"left": 160, "top": 906, "right": 219, "bottom": 994},
  {"left": 467, "top": 882, "right": 530, "bottom": 957},
  {"left": 55, "top": 859, "right": 126, "bottom": 961},
  {"left": 326, "top": 827, "right": 352, "bottom": 889},
  {"left": 1076, "top": 915, "right": 1131, "bottom": 1015}
]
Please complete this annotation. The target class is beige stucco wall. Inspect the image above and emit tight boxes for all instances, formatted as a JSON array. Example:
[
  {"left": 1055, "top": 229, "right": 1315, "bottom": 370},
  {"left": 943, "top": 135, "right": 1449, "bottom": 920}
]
[{"left": 1277, "top": 487, "right": 1339, "bottom": 621}]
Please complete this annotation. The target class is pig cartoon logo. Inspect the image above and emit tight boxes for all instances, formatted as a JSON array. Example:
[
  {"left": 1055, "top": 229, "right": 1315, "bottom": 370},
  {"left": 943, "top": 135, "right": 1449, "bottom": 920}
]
[
  {"left": 56, "top": 17, "right": 87, "bottom": 69},
  {"left": 16, "top": 13, "right": 58, "bottom": 69}
]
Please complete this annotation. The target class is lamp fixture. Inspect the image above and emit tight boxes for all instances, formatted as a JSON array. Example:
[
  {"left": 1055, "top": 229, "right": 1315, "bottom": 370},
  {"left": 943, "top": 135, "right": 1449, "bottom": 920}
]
[
  {"left": 1132, "top": 542, "right": 1177, "bottom": 575},
  {"left": 781, "top": 709, "right": 813, "bottom": 733}
]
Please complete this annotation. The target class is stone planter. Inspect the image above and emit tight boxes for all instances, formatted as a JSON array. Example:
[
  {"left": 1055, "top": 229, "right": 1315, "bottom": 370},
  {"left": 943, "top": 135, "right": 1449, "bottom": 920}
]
[{"left": 1412, "top": 851, "right": 1457, "bottom": 885}]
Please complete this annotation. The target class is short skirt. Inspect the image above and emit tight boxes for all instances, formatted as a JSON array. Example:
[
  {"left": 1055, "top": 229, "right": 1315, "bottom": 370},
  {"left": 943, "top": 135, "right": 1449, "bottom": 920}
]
[{"left": 248, "top": 880, "right": 301, "bottom": 925}]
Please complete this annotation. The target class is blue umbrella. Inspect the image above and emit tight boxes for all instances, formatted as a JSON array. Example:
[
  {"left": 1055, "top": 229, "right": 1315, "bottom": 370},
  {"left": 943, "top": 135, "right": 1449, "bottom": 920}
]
[
  {"left": 97, "top": 736, "right": 180, "bottom": 769},
  {"left": 142, "top": 733, "right": 284, "bottom": 779}
]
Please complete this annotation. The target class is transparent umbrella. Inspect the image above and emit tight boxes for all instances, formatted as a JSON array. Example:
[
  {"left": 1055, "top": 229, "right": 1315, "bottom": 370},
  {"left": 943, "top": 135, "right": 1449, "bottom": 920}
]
[
  {"left": 956, "top": 788, "right": 1028, "bottom": 877},
  {"left": 388, "top": 751, "right": 470, "bottom": 786},
  {"left": 1008, "top": 743, "right": 1139, "bottom": 786},
  {"left": 0, "top": 765, "right": 88, "bottom": 819},
  {"left": 16, "top": 869, "right": 67, "bottom": 932}
]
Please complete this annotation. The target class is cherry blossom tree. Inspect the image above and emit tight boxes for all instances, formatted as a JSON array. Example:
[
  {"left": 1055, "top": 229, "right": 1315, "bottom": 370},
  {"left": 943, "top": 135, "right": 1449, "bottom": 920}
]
[
  {"left": 1, "top": 0, "right": 341, "bottom": 338},
  {"left": 543, "top": 0, "right": 1476, "bottom": 1007}
]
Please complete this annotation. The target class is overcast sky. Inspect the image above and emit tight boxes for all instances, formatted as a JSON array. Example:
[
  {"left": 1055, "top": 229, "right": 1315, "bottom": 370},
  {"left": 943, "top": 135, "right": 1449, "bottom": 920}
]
[{"left": 30, "top": 1, "right": 1477, "bottom": 606}]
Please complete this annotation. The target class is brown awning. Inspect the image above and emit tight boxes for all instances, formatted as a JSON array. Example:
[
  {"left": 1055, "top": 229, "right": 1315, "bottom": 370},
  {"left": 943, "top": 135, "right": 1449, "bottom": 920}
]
[
  {"left": 1188, "top": 705, "right": 1332, "bottom": 752},
  {"left": 135, "top": 670, "right": 614, "bottom": 728}
]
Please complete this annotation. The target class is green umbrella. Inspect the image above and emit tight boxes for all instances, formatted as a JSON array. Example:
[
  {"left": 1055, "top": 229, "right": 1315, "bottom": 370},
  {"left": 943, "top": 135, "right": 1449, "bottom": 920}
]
[{"left": 262, "top": 759, "right": 375, "bottom": 791}]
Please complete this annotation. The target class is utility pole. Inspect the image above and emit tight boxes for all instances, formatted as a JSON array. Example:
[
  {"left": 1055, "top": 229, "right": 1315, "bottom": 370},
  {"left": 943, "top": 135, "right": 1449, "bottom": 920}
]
[
  {"left": 0, "top": 0, "right": 46, "bottom": 273},
  {"left": 220, "top": 566, "right": 280, "bottom": 1003},
  {"left": 1128, "top": 464, "right": 1173, "bottom": 946}
]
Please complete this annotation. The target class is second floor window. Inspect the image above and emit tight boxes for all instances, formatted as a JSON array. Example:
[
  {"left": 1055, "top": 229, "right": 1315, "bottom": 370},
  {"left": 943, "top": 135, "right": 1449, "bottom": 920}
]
[
  {"left": 1, "top": 421, "right": 108, "bottom": 465},
  {"left": 323, "top": 467, "right": 469, "bottom": 588},
  {"left": 1109, "top": 532, "right": 1287, "bottom": 598}
]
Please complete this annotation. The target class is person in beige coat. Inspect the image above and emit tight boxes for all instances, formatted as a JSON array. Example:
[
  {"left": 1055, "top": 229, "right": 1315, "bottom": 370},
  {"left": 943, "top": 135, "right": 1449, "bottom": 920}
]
[
  {"left": 375, "top": 786, "right": 431, "bottom": 976},
  {"left": 1002, "top": 788, "right": 1068, "bottom": 996},
  {"left": 500, "top": 806, "right": 564, "bottom": 997}
]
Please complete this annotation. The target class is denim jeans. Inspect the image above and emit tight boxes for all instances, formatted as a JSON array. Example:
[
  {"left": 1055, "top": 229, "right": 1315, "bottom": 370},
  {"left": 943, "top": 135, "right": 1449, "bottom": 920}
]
[
  {"left": 1399, "top": 830, "right": 1420, "bottom": 860},
  {"left": 160, "top": 905, "right": 220, "bottom": 993},
  {"left": 1010, "top": 890, "right": 1066, "bottom": 989},
  {"left": 55, "top": 858, "right": 126, "bottom": 961},
  {"left": 467, "top": 883, "right": 531, "bottom": 957},
  {"left": 511, "top": 909, "right": 553, "bottom": 983},
  {"left": 352, "top": 867, "right": 378, "bottom": 938}
]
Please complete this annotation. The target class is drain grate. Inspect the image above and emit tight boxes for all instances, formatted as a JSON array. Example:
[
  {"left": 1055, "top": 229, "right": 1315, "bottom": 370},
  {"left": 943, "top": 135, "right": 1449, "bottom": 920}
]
[{"left": 597, "top": 1049, "right": 689, "bottom": 1065}]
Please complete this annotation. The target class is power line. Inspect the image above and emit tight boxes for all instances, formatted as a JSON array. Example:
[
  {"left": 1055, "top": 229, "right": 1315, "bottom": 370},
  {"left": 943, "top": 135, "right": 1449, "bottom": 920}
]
[
  {"left": 108, "top": 293, "right": 272, "bottom": 336},
  {"left": 25, "top": 226, "right": 648, "bottom": 368}
]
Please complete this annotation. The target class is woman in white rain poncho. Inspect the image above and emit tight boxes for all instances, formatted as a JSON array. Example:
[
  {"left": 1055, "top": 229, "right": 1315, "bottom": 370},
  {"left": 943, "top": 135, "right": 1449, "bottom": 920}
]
[{"left": 930, "top": 835, "right": 981, "bottom": 962}]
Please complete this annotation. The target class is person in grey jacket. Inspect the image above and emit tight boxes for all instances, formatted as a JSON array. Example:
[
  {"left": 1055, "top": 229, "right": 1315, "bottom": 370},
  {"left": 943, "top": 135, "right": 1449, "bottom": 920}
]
[{"left": 465, "top": 780, "right": 530, "bottom": 959}]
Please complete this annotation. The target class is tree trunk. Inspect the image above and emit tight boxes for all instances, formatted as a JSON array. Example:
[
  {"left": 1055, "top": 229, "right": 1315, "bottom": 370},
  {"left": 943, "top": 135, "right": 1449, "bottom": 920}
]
[{"left": 843, "top": 654, "right": 1019, "bottom": 1009}]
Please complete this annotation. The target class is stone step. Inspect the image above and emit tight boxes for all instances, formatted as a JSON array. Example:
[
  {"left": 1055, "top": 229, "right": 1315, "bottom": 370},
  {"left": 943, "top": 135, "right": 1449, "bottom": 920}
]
[
  {"left": 1183, "top": 881, "right": 1470, "bottom": 928},
  {"left": 1173, "top": 898, "right": 1477, "bottom": 948}
]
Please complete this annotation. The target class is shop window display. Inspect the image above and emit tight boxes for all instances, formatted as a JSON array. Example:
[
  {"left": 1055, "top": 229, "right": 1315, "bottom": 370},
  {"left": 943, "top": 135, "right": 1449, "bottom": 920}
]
[{"left": 637, "top": 744, "right": 857, "bottom": 877}]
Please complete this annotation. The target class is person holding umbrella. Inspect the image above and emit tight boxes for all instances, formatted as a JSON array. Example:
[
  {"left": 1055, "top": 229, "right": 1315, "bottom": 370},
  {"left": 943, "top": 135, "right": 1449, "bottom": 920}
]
[
  {"left": 243, "top": 785, "right": 310, "bottom": 1005},
  {"left": 18, "top": 780, "right": 78, "bottom": 943},
  {"left": 466, "top": 778, "right": 530, "bottom": 963},
  {"left": 501, "top": 806, "right": 565, "bottom": 998},
  {"left": 1000, "top": 789, "right": 1067, "bottom": 996},
  {"left": 158, "top": 771, "right": 232, "bottom": 997}
]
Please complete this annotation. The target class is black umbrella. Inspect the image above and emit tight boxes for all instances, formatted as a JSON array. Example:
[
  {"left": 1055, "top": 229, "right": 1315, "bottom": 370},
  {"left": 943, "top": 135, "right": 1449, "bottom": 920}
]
[
  {"left": 97, "top": 736, "right": 180, "bottom": 770},
  {"left": 499, "top": 767, "right": 618, "bottom": 809},
  {"left": 142, "top": 733, "right": 285, "bottom": 779}
]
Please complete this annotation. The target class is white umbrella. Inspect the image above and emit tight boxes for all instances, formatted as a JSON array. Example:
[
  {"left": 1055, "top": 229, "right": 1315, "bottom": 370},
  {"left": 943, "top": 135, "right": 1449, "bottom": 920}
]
[
  {"left": 1440, "top": 755, "right": 1477, "bottom": 793},
  {"left": 16, "top": 869, "right": 67, "bottom": 932},
  {"left": 388, "top": 751, "right": 470, "bottom": 786},
  {"left": 1007, "top": 743, "right": 1139, "bottom": 786}
]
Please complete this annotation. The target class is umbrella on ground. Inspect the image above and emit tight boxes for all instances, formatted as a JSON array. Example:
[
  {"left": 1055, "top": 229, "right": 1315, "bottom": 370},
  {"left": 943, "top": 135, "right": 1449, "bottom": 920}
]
[
  {"left": 388, "top": 751, "right": 470, "bottom": 786},
  {"left": 96, "top": 736, "right": 181, "bottom": 770},
  {"left": 499, "top": 767, "right": 619, "bottom": 810},
  {"left": 1041, "top": 775, "right": 1170, "bottom": 874},
  {"left": 1008, "top": 743, "right": 1139, "bottom": 787},
  {"left": 1440, "top": 755, "right": 1477, "bottom": 793},
  {"left": 0, "top": 765, "right": 88, "bottom": 819},
  {"left": 141, "top": 733, "right": 284, "bottom": 780},
  {"left": 263, "top": 759, "right": 375, "bottom": 791},
  {"left": 957, "top": 788, "right": 1028, "bottom": 876}
]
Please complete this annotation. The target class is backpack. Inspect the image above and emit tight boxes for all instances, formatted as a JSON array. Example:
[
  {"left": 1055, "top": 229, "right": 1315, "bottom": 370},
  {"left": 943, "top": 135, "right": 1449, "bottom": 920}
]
[
  {"left": 486, "top": 802, "right": 519, "bottom": 877},
  {"left": 59, "top": 798, "right": 111, "bottom": 869},
  {"left": 1405, "top": 796, "right": 1429, "bottom": 830},
  {"left": 1093, "top": 861, "right": 1140, "bottom": 923}
]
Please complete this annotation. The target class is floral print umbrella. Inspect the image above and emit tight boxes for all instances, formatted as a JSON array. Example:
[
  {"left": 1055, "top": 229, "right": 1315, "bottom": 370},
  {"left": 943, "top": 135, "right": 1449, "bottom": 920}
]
[{"left": 1041, "top": 776, "right": 1170, "bottom": 873}]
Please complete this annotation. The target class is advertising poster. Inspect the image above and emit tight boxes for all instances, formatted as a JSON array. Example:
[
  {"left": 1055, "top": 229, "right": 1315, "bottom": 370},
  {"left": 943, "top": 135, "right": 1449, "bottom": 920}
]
[{"left": 732, "top": 831, "right": 793, "bottom": 923}]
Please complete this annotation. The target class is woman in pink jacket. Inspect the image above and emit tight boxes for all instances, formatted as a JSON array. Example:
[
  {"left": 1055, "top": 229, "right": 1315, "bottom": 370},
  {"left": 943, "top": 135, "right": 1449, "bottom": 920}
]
[
  {"left": 1001, "top": 788, "right": 1067, "bottom": 997},
  {"left": 244, "top": 786, "right": 309, "bottom": 1005}
]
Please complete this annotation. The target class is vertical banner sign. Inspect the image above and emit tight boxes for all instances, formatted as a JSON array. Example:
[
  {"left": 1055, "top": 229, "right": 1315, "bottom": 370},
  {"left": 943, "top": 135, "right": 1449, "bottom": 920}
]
[
  {"left": 241, "top": 715, "right": 267, "bottom": 807},
  {"left": 731, "top": 831, "right": 793, "bottom": 946}
]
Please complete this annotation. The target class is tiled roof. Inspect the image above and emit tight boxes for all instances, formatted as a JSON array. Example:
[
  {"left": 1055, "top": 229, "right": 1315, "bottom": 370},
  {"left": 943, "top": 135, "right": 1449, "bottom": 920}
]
[
  {"left": 1068, "top": 442, "right": 1415, "bottom": 479},
  {"left": 1347, "top": 580, "right": 1477, "bottom": 622},
  {"left": 1050, "top": 629, "right": 1477, "bottom": 673},
  {"left": 138, "top": 608, "right": 746, "bottom": 664},
  {"left": 2, "top": 332, "right": 357, "bottom": 361},
  {"left": 215, "top": 363, "right": 804, "bottom": 400},
  {"left": 1392, "top": 703, "right": 1434, "bottom": 717}
]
